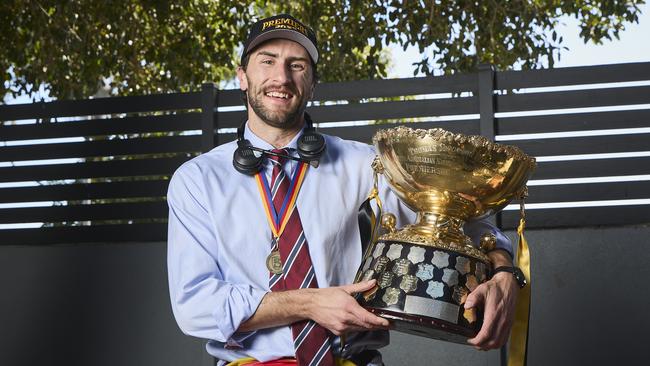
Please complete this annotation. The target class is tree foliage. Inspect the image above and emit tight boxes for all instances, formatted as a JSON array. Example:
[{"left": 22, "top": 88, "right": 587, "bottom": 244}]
[{"left": 1, "top": 0, "right": 644, "bottom": 101}]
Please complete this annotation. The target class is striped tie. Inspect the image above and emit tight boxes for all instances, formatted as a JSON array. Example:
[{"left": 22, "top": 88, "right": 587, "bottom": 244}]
[{"left": 268, "top": 149, "right": 335, "bottom": 366}]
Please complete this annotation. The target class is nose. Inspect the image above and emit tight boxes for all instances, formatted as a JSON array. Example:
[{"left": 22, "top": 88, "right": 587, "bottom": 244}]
[{"left": 270, "top": 62, "right": 292, "bottom": 85}]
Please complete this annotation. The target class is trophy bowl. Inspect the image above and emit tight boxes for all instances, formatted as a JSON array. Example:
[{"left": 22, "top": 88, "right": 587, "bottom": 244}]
[{"left": 355, "top": 126, "right": 536, "bottom": 344}]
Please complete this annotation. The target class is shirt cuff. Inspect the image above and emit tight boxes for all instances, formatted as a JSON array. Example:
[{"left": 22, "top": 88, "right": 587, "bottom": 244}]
[
  {"left": 213, "top": 285, "right": 268, "bottom": 343},
  {"left": 493, "top": 229, "right": 514, "bottom": 259}
]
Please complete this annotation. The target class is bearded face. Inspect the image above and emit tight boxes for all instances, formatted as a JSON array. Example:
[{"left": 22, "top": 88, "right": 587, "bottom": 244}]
[
  {"left": 246, "top": 74, "right": 307, "bottom": 129},
  {"left": 239, "top": 39, "right": 314, "bottom": 130}
]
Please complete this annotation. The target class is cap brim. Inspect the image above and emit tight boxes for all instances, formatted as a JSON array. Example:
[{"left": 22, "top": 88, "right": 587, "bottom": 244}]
[{"left": 245, "top": 29, "right": 318, "bottom": 64}]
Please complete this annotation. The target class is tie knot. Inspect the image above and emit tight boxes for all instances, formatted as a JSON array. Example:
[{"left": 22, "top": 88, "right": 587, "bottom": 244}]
[{"left": 269, "top": 148, "right": 289, "bottom": 165}]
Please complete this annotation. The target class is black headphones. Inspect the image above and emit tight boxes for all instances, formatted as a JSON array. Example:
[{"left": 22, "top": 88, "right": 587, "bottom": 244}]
[{"left": 232, "top": 113, "right": 326, "bottom": 175}]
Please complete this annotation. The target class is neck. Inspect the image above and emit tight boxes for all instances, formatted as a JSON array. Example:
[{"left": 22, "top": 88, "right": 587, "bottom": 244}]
[{"left": 247, "top": 115, "right": 304, "bottom": 148}]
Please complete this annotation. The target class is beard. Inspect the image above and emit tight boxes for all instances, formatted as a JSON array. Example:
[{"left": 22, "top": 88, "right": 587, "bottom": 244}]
[{"left": 246, "top": 85, "right": 307, "bottom": 129}]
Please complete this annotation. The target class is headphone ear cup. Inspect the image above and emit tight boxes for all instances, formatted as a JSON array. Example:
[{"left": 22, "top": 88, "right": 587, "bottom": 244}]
[
  {"left": 297, "top": 131, "right": 326, "bottom": 161},
  {"left": 233, "top": 146, "right": 263, "bottom": 175}
]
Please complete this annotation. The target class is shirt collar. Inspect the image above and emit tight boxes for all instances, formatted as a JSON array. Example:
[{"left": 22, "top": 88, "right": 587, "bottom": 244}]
[{"left": 243, "top": 122, "right": 303, "bottom": 153}]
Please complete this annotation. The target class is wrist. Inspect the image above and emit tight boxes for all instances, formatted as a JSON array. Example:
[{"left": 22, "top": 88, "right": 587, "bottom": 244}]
[
  {"left": 298, "top": 288, "right": 318, "bottom": 320},
  {"left": 487, "top": 249, "right": 513, "bottom": 268},
  {"left": 491, "top": 266, "right": 527, "bottom": 288}
]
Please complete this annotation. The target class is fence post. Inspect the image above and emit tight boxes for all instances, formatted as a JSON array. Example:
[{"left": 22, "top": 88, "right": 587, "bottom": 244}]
[
  {"left": 478, "top": 64, "right": 507, "bottom": 366},
  {"left": 478, "top": 64, "right": 496, "bottom": 141},
  {"left": 201, "top": 83, "right": 219, "bottom": 152}
]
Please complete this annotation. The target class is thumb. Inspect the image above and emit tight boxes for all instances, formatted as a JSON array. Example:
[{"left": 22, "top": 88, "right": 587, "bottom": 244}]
[
  {"left": 465, "top": 285, "right": 486, "bottom": 309},
  {"left": 341, "top": 279, "right": 377, "bottom": 295}
]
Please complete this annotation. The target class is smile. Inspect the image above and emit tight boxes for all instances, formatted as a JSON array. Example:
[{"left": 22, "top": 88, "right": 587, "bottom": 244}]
[{"left": 265, "top": 91, "right": 292, "bottom": 99}]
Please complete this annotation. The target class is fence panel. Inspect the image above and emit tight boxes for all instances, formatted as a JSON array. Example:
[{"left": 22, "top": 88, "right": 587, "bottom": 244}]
[
  {"left": 2, "top": 62, "right": 650, "bottom": 244},
  {"left": 0, "top": 87, "right": 214, "bottom": 244},
  {"left": 495, "top": 62, "right": 650, "bottom": 229}
]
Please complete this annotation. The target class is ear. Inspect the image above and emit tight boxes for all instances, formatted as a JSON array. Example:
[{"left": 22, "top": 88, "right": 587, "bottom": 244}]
[{"left": 237, "top": 66, "right": 248, "bottom": 91}]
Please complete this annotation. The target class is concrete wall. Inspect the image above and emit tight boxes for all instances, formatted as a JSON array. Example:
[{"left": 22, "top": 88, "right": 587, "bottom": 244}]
[
  {"left": 0, "top": 242, "right": 212, "bottom": 366},
  {"left": 2, "top": 225, "right": 649, "bottom": 366}
]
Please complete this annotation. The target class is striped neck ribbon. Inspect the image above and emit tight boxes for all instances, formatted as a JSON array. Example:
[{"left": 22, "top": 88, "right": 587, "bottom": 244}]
[{"left": 254, "top": 162, "right": 309, "bottom": 239}]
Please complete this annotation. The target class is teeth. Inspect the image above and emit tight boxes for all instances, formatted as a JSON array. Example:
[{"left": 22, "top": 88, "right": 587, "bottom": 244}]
[{"left": 266, "top": 91, "right": 289, "bottom": 99}]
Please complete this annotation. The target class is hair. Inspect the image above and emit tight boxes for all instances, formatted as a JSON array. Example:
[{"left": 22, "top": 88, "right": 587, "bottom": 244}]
[{"left": 239, "top": 50, "right": 319, "bottom": 106}]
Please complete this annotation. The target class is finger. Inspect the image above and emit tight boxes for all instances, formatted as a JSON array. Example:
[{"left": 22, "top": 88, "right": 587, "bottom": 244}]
[
  {"left": 341, "top": 279, "right": 377, "bottom": 295},
  {"left": 493, "top": 315, "right": 514, "bottom": 348},
  {"left": 467, "top": 290, "right": 498, "bottom": 347},
  {"left": 348, "top": 303, "right": 389, "bottom": 328},
  {"left": 465, "top": 283, "right": 487, "bottom": 310},
  {"left": 357, "top": 309, "right": 390, "bottom": 328}
]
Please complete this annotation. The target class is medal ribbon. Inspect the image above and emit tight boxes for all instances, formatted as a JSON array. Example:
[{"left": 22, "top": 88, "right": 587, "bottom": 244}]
[{"left": 255, "top": 161, "right": 309, "bottom": 239}]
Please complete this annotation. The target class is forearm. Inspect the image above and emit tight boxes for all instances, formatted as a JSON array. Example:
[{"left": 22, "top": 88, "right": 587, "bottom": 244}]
[
  {"left": 238, "top": 288, "right": 315, "bottom": 332},
  {"left": 238, "top": 280, "right": 389, "bottom": 336},
  {"left": 487, "top": 248, "right": 513, "bottom": 268}
]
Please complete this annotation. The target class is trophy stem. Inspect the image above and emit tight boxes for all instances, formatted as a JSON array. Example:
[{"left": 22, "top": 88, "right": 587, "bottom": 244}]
[{"left": 411, "top": 212, "right": 473, "bottom": 248}]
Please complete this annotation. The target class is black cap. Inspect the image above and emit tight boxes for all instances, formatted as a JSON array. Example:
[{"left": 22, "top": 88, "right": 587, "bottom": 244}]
[{"left": 241, "top": 14, "right": 318, "bottom": 65}]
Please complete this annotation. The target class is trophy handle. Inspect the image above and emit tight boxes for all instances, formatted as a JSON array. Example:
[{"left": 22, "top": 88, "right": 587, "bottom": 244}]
[
  {"left": 355, "top": 156, "right": 386, "bottom": 283},
  {"left": 369, "top": 155, "right": 384, "bottom": 214}
]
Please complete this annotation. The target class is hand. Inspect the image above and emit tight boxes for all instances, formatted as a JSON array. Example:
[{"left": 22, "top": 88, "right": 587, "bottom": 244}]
[
  {"left": 306, "top": 280, "right": 390, "bottom": 336},
  {"left": 466, "top": 272, "right": 519, "bottom": 350}
]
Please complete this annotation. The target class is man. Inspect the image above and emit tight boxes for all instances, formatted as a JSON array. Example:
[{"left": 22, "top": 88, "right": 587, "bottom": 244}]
[{"left": 167, "top": 14, "right": 520, "bottom": 366}]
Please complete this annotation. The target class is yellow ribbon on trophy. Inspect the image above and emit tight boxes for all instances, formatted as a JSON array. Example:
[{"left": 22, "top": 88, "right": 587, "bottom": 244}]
[{"left": 508, "top": 190, "right": 531, "bottom": 366}]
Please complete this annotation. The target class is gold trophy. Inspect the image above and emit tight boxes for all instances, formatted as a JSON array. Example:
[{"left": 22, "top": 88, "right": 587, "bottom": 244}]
[{"left": 355, "top": 126, "right": 536, "bottom": 344}]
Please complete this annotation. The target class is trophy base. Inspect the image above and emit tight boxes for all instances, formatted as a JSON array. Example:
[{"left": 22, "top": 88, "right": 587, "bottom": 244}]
[
  {"left": 355, "top": 239, "right": 489, "bottom": 344},
  {"left": 365, "top": 307, "right": 479, "bottom": 344}
]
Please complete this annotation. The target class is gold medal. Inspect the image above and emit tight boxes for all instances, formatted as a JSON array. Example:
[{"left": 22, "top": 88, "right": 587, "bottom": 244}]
[{"left": 266, "top": 250, "right": 283, "bottom": 274}]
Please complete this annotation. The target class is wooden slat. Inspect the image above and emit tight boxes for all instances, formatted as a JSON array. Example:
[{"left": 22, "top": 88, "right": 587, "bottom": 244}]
[
  {"left": 0, "top": 156, "right": 190, "bottom": 183},
  {"left": 307, "top": 97, "right": 478, "bottom": 123},
  {"left": 0, "top": 201, "right": 168, "bottom": 224},
  {"left": 0, "top": 180, "right": 170, "bottom": 204},
  {"left": 217, "top": 98, "right": 479, "bottom": 130},
  {"left": 0, "top": 92, "right": 202, "bottom": 121},
  {"left": 313, "top": 74, "right": 477, "bottom": 101},
  {"left": 0, "top": 136, "right": 201, "bottom": 162},
  {"left": 217, "top": 89, "right": 244, "bottom": 108},
  {"left": 526, "top": 180, "right": 650, "bottom": 203},
  {"left": 0, "top": 223, "right": 167, "bottom": 245},
  {"left": 497, "top": 109, "right": 650, "bottom": 135},
  {"left": 509, "top": 134, "right": 650, "bottom": 156},
  {"left": 217, "top": 132, "right": 237, "bottom": 145},
  {"left": 211, "top": 121, "right": 480, "bottom": 147},
  {"left": 0, "top": 113, "right": 202, "bottom": 141},
  {"left": 496, "top": 85, "right": 650, "bottom": 113},
  {"left": 203, "top": 76, "right": 470, "bottom": 108},
  {"left": 496, "top": 62, "right": 650, "bottom": 90},
  {"left": 322, "top": 120, "right": 480, "bottom": 144},
  {"left": 499, "top": 205, "right": 650, "bottom": 229},
  {"left": 532, "top": 156, "right": 650, "bottom": 180},
  {"left": 218, "top": 110, "right": 247, "bottom": 129}
]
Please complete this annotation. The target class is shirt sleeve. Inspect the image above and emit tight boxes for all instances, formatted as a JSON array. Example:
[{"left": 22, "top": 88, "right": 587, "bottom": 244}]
[{"left": 166, "top": 162, "right": 267, "bottom": 344}]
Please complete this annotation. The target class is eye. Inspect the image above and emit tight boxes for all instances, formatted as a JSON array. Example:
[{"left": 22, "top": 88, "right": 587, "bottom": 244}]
[
  {"left": 261, "top": 59, "right": 274, "bottom": 65},
  {"left": 290, "top": 63, "right": 306, "bottom": 71}
]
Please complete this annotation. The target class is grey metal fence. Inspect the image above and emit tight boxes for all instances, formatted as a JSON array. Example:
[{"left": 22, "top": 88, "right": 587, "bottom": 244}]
[{"left": 1, "top": 62, "right": 649, "bottom": 245}]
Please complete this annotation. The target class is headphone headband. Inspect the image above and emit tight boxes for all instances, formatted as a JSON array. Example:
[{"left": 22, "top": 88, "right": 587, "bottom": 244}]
[{"left": 233, "top": 113, "right": 325, "bottom": 175}]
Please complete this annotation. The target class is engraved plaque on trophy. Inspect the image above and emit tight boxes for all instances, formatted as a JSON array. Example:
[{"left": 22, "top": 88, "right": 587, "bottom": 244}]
[{"left": 355, "top": 127, "right": 536, "bottom": 344}]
